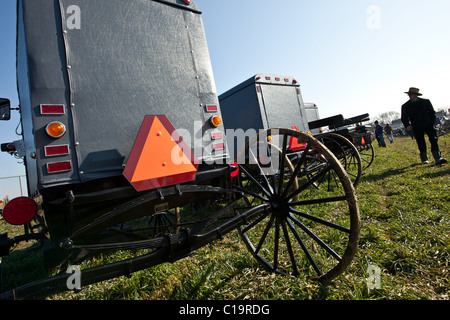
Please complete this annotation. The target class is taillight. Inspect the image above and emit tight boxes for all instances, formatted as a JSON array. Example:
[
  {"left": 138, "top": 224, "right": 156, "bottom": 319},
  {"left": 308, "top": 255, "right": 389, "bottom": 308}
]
[
  {"left": 213, "top": 142, "right": 225, "bottom": 151},
  {"left": 211, "top": 132, "right": 223, "bottom": 140},
  {"left": 47, "top": 161, "right": 72, "bottom": 174},
  {"left": 40, "top": 104, "right": 65, "bottom": 115},
  {"left": 44, "top": 145, "right": 70, "bottom": 157},
  {"left": 205, "top": 105, "right": 218, "bottom": 113},
  {"left": 46, "top": 121, "right": 66, "bottom": 138},
  {"left": 1, "top": 197, "right": 37, "bottom": 225}
]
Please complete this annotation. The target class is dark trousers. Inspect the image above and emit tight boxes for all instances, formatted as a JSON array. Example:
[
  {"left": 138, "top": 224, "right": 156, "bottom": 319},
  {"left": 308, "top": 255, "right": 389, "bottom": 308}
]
[{"left": 413, "top": 126, "right": 439, "bottom": 153}]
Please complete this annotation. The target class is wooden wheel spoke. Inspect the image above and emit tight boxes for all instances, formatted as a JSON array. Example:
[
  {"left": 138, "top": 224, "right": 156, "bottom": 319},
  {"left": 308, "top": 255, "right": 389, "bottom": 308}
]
[
  {"left": 255, "top": 214, "right": 275, "bottom": 255},
  {"left": 248, "top": 148, "right": 275, "bottom": 195},
  {"left": 286, "top": 163, "right": 332, "bottom": 201},
  {"left": 289, "top": 207, "right": 351, "bottom": 233},
  {"left": 282, "top": 143, "right": 310, "bottom": 197},
  {"left": 239, "top": 164, "right": 272, "bottom": 198},
  {"left": 289, "top": 213, "right": 342, "bottom": 261},
  {"left": 289, "top": 195, "right": 348, "bottom": 207},
  {"left": 233, "top": 184, "right": 269, "bottom": 202},
  {"left": 281, "top": 220, "right": 299, "bottom": 276},
  {"left": 277, "top": 134, "right": 288, "bottom": 195},
  {"left": 287, "top": 218, "right": 322, "bottom": 276},
  {"left": 241, "top": 208, "right": 271, "bottom": 234},
  {"left": 273, "top": 219, "right": 280, "bottom": 270}
]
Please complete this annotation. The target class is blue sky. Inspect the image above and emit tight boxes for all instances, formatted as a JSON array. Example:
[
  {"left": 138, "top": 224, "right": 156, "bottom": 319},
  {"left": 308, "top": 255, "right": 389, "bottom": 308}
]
[{"left": 1, "top": 0, "right": 450, "bottom": 199}]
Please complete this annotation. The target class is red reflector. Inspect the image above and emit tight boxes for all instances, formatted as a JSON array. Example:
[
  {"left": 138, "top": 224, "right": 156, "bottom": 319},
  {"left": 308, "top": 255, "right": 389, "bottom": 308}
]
[
  {"left": 40, "top": 104, "right": 65, "bottom": 115},
  {"left": 361, "top": 137, "right": 366, "bottom": 145},
  {"left": 2, "top": 197, "right": 37, "bottom": 225},
  {"left": 230, "top": 161, "right": 239, "bottom": 178},
  {"left": 213, "top": 143, "right": 225, "bottom": 151},
  {"left": 47, "top": 161, "right": 72, "bottom": 174},
  {"left": 265, "top": 76, "right": 271, "bottom": 80},
  {"left": 275, "top": 77, "right": 280, "bottom": 81},
  {"left": 182, "top": 0, "right": 191, "bottom": 4},
  {"left": 289, "top": 126, "right": 307, "bottom": 151},
  {"left": 205, "top": 105, "right": 218, "bottom": 112},
  {"left": 211, "top": 132, "right": 223, "bottom": 140},
  {"left": 44, "top": 145, "right": 69, "bottom": 157}
]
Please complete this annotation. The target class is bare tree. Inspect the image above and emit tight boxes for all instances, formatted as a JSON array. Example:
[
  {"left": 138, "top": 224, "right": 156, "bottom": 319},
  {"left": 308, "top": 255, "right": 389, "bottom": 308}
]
[{"left": 377, "top": 111, "right": 400, "bottom": 124}]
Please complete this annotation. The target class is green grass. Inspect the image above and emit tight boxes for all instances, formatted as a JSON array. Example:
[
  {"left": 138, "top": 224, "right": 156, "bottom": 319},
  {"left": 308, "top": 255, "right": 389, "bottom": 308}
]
[{"left": 1, "top": 134, "right": 449, "bottom": 300}]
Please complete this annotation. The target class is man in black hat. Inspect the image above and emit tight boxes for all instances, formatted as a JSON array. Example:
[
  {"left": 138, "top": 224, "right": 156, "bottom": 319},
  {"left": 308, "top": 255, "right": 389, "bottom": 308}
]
[{"left": 401, "top": 87, "right": 447, "bottom": 164}]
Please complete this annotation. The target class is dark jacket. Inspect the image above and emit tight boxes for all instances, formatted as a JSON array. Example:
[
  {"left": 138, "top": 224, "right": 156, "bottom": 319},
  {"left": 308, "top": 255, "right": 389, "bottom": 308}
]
[
  {"left": 401, "top": 98, "right": 436, "bottom": 130},
  {"left": 375, "top": 124, "right": 384, "bottom": 136},
  {"left": 384, "top": 125, "right": 392, "bottom": 134}
]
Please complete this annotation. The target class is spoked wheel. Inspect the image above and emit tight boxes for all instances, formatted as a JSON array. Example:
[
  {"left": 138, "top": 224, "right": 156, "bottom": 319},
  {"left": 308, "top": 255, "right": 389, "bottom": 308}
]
[
  {"left": 358, "top": 143, "right": 375, "bottom": 169},
  {"left": 234, "top": 128, "right": 361, "bottom": 284},
  {"left": 146, "top": 209, "right": 181, "bottom": 237},
  {"left": 315, "top": 132, "right": 362, "bottom": 187}
]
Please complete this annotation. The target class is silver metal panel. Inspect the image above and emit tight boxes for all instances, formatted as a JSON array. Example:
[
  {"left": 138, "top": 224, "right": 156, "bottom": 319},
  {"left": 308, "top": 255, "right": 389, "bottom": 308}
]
[
  {"left": 17, "top": 0, "right": 224, "bottom": 189},
  {"left": 259, "top": 84, "right": 309, "bottom": 132},
  {"left": 304, "top": 103, "right": 322, "bottom": 134},
  {"left": 17, "top": 0, "right": 77, "bottom": 193}
]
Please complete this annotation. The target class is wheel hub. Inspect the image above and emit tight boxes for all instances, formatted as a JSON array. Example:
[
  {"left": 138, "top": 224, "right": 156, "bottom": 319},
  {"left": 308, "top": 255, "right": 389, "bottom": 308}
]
[{"left": 270, "top": 195, "right": 290, "bottom": 219}]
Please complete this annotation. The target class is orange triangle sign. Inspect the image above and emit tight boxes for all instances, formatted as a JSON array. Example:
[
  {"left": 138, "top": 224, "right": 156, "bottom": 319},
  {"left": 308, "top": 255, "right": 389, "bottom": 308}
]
[{"left": 123, "top": 116, "right": 198, "bottom": 192}]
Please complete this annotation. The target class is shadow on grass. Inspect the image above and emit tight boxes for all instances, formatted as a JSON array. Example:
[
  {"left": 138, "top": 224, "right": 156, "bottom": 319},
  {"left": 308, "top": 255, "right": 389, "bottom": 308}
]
[
  {"left": 420, "top": 167, "right": 450, "bottom": 179},
  {"left": 363, "top": 163, "right": 422, "bottom": 183},
  {"left": 1, "top": 246, "right": 49, "bottom": 294}
]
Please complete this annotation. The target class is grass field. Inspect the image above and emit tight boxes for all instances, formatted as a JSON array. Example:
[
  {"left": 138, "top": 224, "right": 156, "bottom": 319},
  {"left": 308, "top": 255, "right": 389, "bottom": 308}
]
[{"left": 1, "top": 133, "right": 449, "bottom": 300}]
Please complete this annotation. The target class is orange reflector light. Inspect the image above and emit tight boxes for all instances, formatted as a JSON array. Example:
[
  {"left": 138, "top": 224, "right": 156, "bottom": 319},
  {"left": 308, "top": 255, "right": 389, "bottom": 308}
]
[
  {"left": 210, "top": 116, "right": 222, "bottom": 127},
  {"left": 46, "top": 121, "right": 66, "bottom": 138},
  {"left": 2, "top": 197, "right": 37, "bottom": 225}
]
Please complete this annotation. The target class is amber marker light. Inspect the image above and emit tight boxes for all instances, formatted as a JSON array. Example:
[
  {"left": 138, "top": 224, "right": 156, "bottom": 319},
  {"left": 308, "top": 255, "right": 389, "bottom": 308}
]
[
  {"left": 46, "top": 121, "right": 66, "bottom": 138},
  {"left": 210, "top": 116, "right": 222, "bottom": 127}
]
